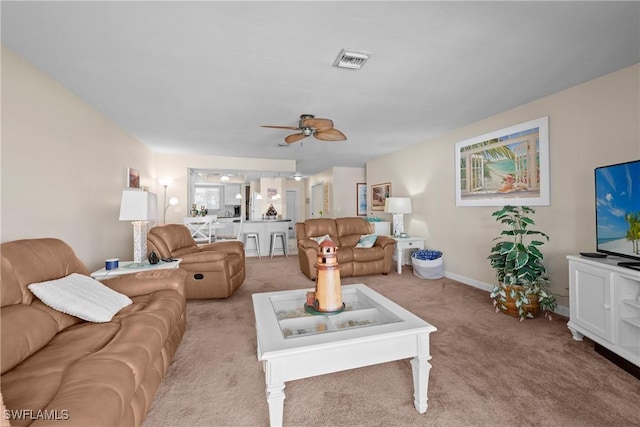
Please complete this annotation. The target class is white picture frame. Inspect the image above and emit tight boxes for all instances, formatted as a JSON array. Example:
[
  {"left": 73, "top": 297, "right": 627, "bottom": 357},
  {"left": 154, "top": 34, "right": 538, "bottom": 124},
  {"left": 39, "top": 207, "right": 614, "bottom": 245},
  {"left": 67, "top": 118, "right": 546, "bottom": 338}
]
[{"left": 455, "top": 116, "right": 550, "bottom": 207}]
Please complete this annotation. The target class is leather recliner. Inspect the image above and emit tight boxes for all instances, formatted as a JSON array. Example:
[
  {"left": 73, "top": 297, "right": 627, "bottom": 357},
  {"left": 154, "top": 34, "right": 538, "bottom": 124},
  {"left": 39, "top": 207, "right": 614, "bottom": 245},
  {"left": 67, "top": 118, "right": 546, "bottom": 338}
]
[{"left": 147, "top": 224, "right": 245, "bottom": 299}]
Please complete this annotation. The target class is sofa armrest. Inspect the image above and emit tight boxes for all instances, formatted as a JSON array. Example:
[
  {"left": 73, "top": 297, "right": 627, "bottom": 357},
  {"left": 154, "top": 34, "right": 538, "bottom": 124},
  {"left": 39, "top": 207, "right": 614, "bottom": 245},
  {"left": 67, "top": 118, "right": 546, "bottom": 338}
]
[
  {"left": 101, "top": 269, "right": 187, "bottom": 299},
  {"left": 375, "top": 235, "right": 396, "bottom": 249},
  {"left": 298, "top": 239, "right": 320, "bottom": 251},
  {"left": 200, "top": 240, "right": 244, "bottom": 257},
  {"left": 178, "top": 251, "right": 229, "bottom": 264}
]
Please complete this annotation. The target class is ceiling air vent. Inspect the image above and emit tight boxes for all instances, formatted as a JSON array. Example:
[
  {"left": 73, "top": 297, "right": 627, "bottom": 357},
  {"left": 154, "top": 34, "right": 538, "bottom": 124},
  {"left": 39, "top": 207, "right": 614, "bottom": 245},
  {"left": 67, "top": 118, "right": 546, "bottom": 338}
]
[{"left": 333, "top": 48, "right": 372, "bottom": 70}]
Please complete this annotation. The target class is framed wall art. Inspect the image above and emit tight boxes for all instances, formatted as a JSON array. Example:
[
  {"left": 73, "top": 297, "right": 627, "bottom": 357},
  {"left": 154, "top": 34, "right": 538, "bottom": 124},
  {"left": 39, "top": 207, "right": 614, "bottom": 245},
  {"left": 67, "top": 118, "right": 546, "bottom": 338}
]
[
  {"left": 127, "top": 168, "right": 140, "bottom": 189},
  {"left": 371, "top": 182, "right": 391, "bottom": 211},
  {"left": 357, "top": 183, "right": 367, "bottom": 216},
  {"left": 455, "top": 116, "right": 550, "bottom": 207}
]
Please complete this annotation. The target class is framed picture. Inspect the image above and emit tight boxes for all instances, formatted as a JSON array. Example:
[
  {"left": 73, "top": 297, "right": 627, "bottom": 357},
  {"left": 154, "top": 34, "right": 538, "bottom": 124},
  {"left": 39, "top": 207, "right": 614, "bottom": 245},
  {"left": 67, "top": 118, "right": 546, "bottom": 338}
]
[
  {"left": 127, "top": 168, "right": 140, "bottom": 189},
  {"left": 356, "top": 183, "right": 367, "bottom": 216},
  {"left": 371, "top": 182, "right": 391, "bottom": 211},
  {"left": 455, "top": 116, "right": 550, "bottom": 207}
]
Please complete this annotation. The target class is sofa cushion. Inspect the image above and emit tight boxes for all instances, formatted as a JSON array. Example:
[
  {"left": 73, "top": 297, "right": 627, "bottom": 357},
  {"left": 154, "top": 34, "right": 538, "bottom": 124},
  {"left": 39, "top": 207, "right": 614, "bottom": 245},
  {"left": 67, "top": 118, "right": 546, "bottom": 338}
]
[
  {"left": 1, "top": 238, "right": 90, "bottom": 307},
  {"left": 336, "top": 217, "right": 373, "bottom": 239},
  {"left": 148, "top": 225, "right": 198, "bottom": 257},
  {"left": 0, "top": 304, "right": 59, "bottom": 375},
  {"left": 28, "top": 273, "right": 132, "bottom": 323},
  {"left": 336, "top": 247, "right": 354, "bottom": 263},
  {"left": 301, "top": 219, "right": 339, "bottom": 242},
  {"left": 353, "top": 246, "right": 386, "bottom": 262}
]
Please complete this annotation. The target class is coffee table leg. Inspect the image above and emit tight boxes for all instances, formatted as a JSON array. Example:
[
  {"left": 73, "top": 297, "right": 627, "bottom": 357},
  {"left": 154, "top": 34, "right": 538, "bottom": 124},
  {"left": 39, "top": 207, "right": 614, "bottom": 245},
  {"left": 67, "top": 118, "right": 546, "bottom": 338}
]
[
  {"left": 264, "top": 360, "right": 286, "bottom": 427},
  {"left": 410, "top": 332, "right": 433, "bottom": 414}
]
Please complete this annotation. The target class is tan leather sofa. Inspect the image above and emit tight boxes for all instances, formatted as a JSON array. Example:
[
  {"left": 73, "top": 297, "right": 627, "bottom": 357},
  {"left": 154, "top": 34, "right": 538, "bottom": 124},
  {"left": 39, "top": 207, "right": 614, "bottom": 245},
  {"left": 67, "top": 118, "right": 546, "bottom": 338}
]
[
  {"left": 296, "top": 217, "right": 396, "bottom": 280},
  {"left": 147, "top": 224, "right": 245, "bottom": 299},
  {"left": 0, "top": 238, "right": 187, "bottom": 427}
]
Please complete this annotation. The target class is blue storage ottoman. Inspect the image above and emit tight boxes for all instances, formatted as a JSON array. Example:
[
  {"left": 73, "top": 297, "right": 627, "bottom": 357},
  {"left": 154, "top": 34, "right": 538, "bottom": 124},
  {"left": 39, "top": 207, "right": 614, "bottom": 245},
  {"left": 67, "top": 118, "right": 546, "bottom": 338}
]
[{"left": 411, "top": 250, "right": 444, "bottom": 279}]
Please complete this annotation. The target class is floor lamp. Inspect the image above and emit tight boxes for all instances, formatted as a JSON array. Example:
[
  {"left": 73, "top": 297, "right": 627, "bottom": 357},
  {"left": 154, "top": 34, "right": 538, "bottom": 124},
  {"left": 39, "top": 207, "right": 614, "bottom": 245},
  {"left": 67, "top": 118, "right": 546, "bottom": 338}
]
[
  {"left": 119, "top": 190, "right": 157, "bottom": 265},
  {"left": 158, "top": 178, "right": 173, "bottom": 224},
  {"left": 384, "top": 197, "right": 412, "bottom": 237}
]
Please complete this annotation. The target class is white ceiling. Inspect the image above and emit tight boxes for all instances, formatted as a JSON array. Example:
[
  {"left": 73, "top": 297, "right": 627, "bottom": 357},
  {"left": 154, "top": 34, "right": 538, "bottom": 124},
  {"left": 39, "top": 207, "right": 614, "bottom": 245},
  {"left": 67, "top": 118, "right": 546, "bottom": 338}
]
[{"left": 2, "top": 1, "right": 639, "bottom": 177}]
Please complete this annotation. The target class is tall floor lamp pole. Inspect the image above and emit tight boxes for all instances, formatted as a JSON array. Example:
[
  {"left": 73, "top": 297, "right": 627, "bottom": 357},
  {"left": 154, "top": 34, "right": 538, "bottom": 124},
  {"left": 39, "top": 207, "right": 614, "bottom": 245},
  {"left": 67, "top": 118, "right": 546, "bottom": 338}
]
[{"left": 158, "top": 178, "right": 172, "bottom": 224}]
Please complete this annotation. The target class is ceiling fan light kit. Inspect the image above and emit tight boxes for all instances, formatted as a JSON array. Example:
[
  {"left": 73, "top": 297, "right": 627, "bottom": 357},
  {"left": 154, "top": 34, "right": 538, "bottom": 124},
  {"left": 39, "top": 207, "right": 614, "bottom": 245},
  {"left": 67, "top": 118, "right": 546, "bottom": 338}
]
[{"left": 262, "top": 114, "right": 347, "bottom": 144}]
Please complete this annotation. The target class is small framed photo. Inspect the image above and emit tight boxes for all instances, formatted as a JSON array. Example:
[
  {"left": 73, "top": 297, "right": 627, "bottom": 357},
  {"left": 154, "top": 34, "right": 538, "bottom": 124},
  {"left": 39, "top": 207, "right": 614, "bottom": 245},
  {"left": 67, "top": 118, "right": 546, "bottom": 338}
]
[
  {"left": 371, "top": 182, "right": 391, "bottom": 211},
  {"left": 356, "top": 183, "right": 367, "bottom": 216},
  {"left": 127, "top": 168, "right": 140, "bottom": 189}
]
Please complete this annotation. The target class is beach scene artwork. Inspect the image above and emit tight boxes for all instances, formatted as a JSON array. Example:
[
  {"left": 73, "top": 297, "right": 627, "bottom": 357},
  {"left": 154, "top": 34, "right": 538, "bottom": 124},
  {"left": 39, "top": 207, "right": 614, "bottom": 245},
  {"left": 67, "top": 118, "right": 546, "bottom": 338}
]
[
  {"left": 455, "top": 117, "right": 550, "bottom": 206},
  {"left": 596, "top": 160, "right": 640, "bottom": 259}
]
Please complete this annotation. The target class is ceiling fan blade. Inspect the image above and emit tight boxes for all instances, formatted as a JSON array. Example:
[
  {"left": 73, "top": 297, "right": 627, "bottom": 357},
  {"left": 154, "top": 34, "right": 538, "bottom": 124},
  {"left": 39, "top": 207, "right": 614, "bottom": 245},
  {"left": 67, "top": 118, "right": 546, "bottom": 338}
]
[
  {"left": 314, "top": 128, "right": 347, "bottom": 141},
  {"left": 301, "top": 118, "right": 333, "bottom": 131},
  {"left": 261, "top": 125, "right": 300, "bottom": 130},
  {"left": 285, "top": 133, "right": 308, "bottom": 144}
]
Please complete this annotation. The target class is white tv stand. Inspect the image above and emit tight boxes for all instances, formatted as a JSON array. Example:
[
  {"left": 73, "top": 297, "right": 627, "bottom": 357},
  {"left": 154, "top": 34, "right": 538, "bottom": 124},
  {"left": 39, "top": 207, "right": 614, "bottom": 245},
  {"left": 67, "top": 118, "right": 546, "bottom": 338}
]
[{"left": 567, "top": 255, "right": 640, "bottom": 369}]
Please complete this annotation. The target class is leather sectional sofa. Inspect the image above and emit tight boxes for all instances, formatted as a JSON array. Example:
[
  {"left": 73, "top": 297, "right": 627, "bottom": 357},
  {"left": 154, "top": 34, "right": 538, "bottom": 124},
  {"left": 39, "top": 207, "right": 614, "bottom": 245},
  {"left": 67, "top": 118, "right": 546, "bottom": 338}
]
[
  {"left": 296, "top": 217, "right": 396, "bottom": 280},
  {"left": 0, "top": 238, "right": 187, "bottom": 427}
]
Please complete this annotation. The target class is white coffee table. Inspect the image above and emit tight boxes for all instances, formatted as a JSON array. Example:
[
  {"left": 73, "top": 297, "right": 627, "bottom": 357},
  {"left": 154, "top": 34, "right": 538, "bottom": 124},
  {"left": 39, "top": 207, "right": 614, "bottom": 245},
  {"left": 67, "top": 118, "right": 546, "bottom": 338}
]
[{"left": 252, "top": 284, "right": 437, "bottom": 426}]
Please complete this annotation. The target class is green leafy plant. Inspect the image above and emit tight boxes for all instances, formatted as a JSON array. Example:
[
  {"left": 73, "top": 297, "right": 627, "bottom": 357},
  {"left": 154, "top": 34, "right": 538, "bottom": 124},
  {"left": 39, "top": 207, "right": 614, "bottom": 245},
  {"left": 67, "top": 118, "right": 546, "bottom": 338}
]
[{"left": 488, "top": 205, "right": 556, "bottom": 320}]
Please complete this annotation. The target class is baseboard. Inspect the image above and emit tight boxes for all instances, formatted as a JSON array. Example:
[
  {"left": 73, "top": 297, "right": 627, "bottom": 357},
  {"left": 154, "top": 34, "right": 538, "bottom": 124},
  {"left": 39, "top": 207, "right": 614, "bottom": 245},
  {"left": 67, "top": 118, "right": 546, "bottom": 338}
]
[
  {"left": 594, "top": 343, "right": 640, "bottom": 380},
  {"left": 444, "top": 271, "right": 493, "bottom": 292},
  {"left": 444, "top": 270, "right": 569, "bottom": 317}
]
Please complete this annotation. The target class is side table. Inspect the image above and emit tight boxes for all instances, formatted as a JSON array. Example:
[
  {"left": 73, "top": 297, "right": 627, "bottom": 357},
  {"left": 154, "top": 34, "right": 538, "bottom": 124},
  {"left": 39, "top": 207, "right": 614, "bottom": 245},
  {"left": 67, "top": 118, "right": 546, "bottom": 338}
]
[
  {"left": 393, "top": 237, "right": 425, "bottom": 274},
  {"left": 91, "top": 259, "right": 181, "bottom": 280}
]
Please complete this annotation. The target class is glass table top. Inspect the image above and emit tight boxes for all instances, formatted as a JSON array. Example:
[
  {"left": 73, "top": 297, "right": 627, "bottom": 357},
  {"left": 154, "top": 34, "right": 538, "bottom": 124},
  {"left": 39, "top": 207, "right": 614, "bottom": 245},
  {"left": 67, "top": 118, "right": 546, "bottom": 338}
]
[{"left": 269, "top": 287, "right": 402, "bottom": 339}]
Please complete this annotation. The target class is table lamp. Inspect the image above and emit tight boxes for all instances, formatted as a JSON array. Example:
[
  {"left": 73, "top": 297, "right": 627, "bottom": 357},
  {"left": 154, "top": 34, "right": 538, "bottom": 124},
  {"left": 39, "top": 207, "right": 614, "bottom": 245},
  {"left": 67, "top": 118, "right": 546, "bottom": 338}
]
[
  {"left": 384, "top": 197, "right": 412, "bottom": 237},
  {"left": 119, "top": 190, "right": 157, "bottom": 266}
]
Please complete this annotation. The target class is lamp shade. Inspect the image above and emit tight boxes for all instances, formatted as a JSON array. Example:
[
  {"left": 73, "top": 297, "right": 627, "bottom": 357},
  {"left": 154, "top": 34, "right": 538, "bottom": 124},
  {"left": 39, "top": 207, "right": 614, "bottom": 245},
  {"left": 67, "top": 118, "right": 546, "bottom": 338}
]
[
  {"left": 119, "top": 190, "right": 158, "bottom": 221},
  {"left": 384, "top": 197, "right": 412, "bottom": 214}
]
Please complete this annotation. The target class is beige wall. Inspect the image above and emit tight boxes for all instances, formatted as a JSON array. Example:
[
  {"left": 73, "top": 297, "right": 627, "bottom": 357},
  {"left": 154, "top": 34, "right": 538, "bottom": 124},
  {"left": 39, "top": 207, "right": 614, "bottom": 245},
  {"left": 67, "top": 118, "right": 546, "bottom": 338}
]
[
  {"left": 305, "top": 166, "right": 365, "bottom": 219},
  {"left": 1, "top": 45, "right": 156, "bottom": 271},
  {"left": 367, "top": 64, "right": 640, "bottom": 312},
  {"left": 332, "top": 167, "right": 366, "bottom": 218}
]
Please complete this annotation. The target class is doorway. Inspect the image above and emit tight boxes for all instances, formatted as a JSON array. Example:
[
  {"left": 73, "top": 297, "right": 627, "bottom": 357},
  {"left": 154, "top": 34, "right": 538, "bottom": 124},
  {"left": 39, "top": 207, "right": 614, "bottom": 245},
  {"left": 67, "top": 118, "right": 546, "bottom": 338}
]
[
  {"left": 285, "top": 189, "right": 298, "bottom": 243},
  {"left": 311, "top": 183, "right": 323, "bottom": 218}
]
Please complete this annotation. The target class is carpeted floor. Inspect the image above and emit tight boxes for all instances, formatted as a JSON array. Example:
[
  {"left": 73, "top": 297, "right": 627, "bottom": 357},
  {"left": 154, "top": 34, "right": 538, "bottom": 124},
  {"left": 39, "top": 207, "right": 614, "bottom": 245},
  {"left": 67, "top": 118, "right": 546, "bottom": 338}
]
[{"left": 143, "top": 255, "right": 640, "bottom": 427}]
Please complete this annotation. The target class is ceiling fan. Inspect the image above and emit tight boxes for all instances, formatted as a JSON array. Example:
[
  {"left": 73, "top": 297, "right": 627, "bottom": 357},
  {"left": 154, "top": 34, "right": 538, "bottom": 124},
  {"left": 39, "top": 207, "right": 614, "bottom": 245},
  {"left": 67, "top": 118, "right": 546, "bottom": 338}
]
[{"left": 262, "top": 114, "right": 347, "bottom": 144}]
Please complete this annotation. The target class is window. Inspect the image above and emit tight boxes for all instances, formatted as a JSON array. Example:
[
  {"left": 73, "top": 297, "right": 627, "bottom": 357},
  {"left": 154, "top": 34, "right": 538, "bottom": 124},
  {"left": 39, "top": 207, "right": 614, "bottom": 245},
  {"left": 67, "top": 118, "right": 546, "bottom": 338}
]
[{"left": 193, "top": 185, "right": 222, "bottom": 210}]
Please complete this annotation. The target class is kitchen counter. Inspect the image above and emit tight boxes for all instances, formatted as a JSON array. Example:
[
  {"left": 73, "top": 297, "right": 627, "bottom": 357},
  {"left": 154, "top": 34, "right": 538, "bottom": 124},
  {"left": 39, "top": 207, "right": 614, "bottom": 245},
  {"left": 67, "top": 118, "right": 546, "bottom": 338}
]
[
  {"left": 242, "top": 220, "right": 291, "bottom": 257},
  {"left": 246, "top": 219, "right": 291, "bottom": 223}
]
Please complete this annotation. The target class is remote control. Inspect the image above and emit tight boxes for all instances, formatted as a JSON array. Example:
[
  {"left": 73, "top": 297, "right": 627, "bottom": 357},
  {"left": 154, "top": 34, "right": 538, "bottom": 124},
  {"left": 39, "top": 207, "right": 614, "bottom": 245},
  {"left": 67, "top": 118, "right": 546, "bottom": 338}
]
[
  {"left": 618, "top": 262, "right": 640, "bottom": 271},
  {"left": 580, "top": 252, "right": 607, "bottom": 258}
]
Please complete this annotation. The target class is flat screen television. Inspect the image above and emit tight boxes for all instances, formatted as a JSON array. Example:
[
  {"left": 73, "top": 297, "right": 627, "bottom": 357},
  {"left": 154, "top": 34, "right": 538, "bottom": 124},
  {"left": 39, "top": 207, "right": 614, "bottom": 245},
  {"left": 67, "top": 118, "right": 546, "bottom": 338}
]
[{"left": 595, "top": 159, "right": 640, "bottom": 262}]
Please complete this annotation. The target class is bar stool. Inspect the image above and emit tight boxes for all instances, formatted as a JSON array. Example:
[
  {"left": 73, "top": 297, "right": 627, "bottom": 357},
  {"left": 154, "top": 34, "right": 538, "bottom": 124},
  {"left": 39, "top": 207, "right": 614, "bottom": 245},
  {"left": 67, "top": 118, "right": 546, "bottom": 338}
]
[
  {"left": 270, "top": 231, "right": 288, "bottom": 258},
  {"left": 243, "top": 232, "right": 261, "bottom": 259}
]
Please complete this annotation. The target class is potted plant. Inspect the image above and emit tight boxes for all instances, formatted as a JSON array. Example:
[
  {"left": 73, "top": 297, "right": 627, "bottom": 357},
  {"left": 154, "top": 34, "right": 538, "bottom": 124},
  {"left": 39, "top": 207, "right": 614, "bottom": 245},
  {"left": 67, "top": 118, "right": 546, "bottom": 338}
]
[{"left": 488, "top": 205, "right": 556, "bottom": 320}]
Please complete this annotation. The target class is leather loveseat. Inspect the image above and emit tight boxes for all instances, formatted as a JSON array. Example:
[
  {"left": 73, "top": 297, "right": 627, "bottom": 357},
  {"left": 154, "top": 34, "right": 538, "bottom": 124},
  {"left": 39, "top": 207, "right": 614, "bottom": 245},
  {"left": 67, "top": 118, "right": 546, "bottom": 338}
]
[
  {"left": 147, "top": 224, "right": 245, "bottom": 299},
  {"left": 0, "top": 238, "right": 187, "bottom": 427},
  {"left": 296, "top": 217, "right": 396, "bottom": 280}
]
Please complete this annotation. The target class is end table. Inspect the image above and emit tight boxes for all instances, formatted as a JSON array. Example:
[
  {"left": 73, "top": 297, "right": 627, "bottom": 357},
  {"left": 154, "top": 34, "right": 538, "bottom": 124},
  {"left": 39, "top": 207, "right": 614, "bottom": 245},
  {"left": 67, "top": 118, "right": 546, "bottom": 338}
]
[
  {"left": 91, "top": 259, "right": 181, "bottom": 280},
  {"left": 393, "top": 236, "right": 425, "bottom": 274}
]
